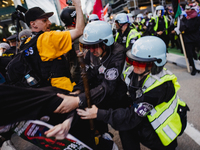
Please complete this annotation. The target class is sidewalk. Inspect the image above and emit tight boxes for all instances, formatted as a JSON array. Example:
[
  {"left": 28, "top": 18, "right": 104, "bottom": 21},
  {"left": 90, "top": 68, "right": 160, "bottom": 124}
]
[{"left": 167, "top": 53, "right": 200, "bottom": 70}]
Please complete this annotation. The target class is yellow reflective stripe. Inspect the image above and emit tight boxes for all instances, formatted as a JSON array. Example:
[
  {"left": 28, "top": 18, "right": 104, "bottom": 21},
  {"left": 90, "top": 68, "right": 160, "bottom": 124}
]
[
  {"left": 126, "top": 29, "right": 140, "bottom": 48},
  {"left": 150, "top": 95, "right": 178, "bottom": 129},
  {"left": 115, "top": 32, "right": 119, "bottom": 42}
]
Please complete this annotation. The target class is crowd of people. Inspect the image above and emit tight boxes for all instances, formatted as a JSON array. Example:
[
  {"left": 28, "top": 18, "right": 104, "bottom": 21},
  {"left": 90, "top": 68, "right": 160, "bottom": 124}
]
[{"left": 0, "top": 0, "right": 197, "bottom": 149}]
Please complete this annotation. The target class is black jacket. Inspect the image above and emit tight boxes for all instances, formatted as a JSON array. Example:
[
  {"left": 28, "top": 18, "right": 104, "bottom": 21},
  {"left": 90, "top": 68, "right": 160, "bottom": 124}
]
[
  {"left": 180, "top": 16, "right": 200, "bottom": 43},
  {"left": 96, "top": 72, "right": 175, "bottom": 139},
  {"left": 74, "top": 43, "right": 130, "bottom": 110}
]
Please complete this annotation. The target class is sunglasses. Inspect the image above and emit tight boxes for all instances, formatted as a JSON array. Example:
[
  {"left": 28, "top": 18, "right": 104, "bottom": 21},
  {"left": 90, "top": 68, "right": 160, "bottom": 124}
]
[{"left": 126, "top": 57, "right": 153, "bottom": 68}]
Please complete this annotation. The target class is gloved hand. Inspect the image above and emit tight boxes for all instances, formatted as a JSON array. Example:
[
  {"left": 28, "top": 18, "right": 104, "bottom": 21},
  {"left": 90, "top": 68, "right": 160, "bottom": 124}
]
[{"left": 174, "top": 27, "right": 180, "bottom": 35}]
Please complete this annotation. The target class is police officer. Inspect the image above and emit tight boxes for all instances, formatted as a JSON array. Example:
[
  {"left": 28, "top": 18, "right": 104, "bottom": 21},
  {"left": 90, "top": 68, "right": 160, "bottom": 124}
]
[
  {"left": 60, "top": 6, "right": 81, "bottom": 84},
  {"left": 2, "top": 34, "right": 17, "bottom": 58},
  {"left": 53, "top": 21, "right": 130, "bottom": 149},
  {"left": 114, "top": 13, "right": 141, "bottom": 49},
  {"left": 136, "top": 13, "right": 146, "bottom": 34},
  {"left": 148, "top": 5, "right": 169, "bottom": 48},
  {"left": 88, "top": 14, "right": 99, "bottom": 23},
  {"left": 77, "top": 36, "right": 189, "bottom": 150},
  {"left": 6, "top": 0, "right": 84, "bottom": 91}
]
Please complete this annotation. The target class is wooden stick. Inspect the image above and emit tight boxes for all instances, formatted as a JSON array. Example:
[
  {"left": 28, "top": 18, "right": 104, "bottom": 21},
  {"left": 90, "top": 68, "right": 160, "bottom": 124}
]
[{"left": 179, "top": 33, "right": 190, "bottom": 73}]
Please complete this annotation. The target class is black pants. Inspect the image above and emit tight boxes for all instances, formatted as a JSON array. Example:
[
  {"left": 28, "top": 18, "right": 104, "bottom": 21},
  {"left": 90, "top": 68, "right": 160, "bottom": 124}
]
[
  {"left": 119, "top": 129, "right": 177, "bottom": 150},
  {"left": 184, "top": 42, "right": 200, "bottom": 70}
]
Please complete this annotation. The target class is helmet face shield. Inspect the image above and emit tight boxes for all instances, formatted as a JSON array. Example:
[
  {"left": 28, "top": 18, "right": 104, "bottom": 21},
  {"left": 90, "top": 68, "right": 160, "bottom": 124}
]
[
  {"left": 126, "top": 57, "right": 153, "bottom": 68},
  {"left": 79, "top": 42, "right": 104, "bottom": 66}
]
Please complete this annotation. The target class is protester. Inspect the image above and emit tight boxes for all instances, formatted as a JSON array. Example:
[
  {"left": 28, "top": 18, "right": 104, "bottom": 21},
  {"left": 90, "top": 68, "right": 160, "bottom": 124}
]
[
  {"left": 179, "top": 4, "right": 200, "bottom": 75},
  {"left": 60, "top": 5, "right": 81, "bottom": 84},
  {"left": 6, "top": 0, "right": 84, "bottom": 90},
  {"left": 77, "top": 36, "right": 189, "bottom": 150}
]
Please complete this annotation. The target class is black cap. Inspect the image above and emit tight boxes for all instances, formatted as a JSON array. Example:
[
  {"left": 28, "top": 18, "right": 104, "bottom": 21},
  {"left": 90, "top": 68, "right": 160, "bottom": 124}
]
[
  {"left": 6, "top": 34, "right": 17, "bottom": 41},
  {"left": 25, "top": 7, "right": 54, "bottom": 26},
  {"left": 60, "top": 6, "right": 76, "bottom": 26}
]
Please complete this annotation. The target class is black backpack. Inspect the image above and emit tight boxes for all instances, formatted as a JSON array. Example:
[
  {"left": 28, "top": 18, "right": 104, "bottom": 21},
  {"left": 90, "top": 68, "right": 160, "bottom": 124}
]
[{"left": 5, "top": 33, "right": 43, "bottom": 87}]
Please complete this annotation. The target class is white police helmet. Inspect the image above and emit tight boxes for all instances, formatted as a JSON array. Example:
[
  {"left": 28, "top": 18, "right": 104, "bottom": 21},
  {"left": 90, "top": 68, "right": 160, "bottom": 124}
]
[
  {"left": 88, "top": 14, "right": 99, "bottom": 22},
  {"left": 156, "top": 5, "right": 164, "bottom": 11},
  {"left": 79, "top": 20, "right": 114, "bottom": 46},
  {"left": 115, "top": 13, "right": 129, "bottom": 24},
  {"left": 148, "top": 13, "right": 153, "bottom": 19},
  {"left": 126, "top": 36, "right": 166, "bottom": 67},
  {"left": 156, "top": 5, "right": 165, "bottom": 16},
  {"left": 127, "top": 13, "right": 134, "bottom": 23},
  {"left": 137, "top": 13, "right": 143, "bottom": 18}
]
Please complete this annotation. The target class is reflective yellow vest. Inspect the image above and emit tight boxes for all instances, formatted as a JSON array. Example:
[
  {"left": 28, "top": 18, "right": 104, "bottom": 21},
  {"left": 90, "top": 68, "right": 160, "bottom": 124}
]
[
  {"left": 123, "top": 68, "right": 186, "bottom": 146},
  {"left": 115, "top": 29, "right": 141, "bottom": 48},
  {"left": 153, "top": 15, "right": 168, "bottom": 35}
]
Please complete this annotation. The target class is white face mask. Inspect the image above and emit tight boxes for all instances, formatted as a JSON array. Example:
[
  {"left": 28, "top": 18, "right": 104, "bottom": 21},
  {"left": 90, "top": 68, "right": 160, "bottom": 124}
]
[
  {"left": 136, "top": 17, "right": 141, "bottom": 23},
  {"left": 156, "top": 10, "right": 162, "bottom": 17}
]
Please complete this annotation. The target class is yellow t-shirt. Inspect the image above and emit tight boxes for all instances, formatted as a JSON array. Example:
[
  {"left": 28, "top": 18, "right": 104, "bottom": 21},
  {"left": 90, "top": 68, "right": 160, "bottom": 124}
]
[{"left": 29, "top": 31, "right": 75, "bottom": 91}]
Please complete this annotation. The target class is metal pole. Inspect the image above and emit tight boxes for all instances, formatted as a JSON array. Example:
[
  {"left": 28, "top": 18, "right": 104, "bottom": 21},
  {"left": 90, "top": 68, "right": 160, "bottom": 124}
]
[
  {"left": 133, "top": 0, "right": 137, "bottom": 10},
  {"left": 150, "top": 0, "right": 154, "bottom": 13}
]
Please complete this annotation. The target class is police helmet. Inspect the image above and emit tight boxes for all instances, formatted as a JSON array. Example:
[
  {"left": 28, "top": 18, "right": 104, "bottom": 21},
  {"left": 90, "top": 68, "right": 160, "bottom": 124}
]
[
  {"left": 115, "top": 13, "right": 129, "bottom": 24},
  {"left": 155, "top": 5, "right": 165, "bottom": 16},
  {"left": 79, "top": 20, "right": 114, "bottom": 46},
  {"left": 136, "top": 13, "right": 143, "bottom": 18},
  {"left": 60, "top": 6, "right": 76, "bottom": 26},
  {"left": 126, "top": 36, "right": 166, "bottom": 67},
  {"left": 127, "top": 13, "right": 134, "bottom": 23},
  {"left": 156, "top": 5, "right": 164, "bottom": 11},
  {"left": 148, "top": 13, "right": 153, "bottom": 19},
  {"left": 88, "top": 14, "right": 99, "bottom": 22}
]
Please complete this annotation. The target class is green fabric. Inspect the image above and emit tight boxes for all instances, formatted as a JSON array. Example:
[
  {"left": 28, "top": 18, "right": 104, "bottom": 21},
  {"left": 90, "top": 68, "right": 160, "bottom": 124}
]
[{"left": 175, "top": 4, "right": 182, "bottom": 19}]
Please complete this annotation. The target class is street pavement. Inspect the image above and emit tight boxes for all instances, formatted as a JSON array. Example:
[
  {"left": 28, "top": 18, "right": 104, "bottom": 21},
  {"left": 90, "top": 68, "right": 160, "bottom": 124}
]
[{"left": 7, "top": 53, "right": 200, "bottom": 150}]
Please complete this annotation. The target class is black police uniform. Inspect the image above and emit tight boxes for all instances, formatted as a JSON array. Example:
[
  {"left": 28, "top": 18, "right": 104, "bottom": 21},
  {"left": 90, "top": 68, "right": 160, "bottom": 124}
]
[
  {"left": 96, "top": 73, "right": 178, "bottom": 150},
  {"left": 69, "top": 43, "right": 131, "bottom": 147},
  {"left": 0, "top": 34, "right": 17, "bottom": 78},
  {"left": 115, "top": 26, "right": 137, "bottom": 50},
  {"left": 148, "top": 16, "right": 169, "bottom": 48}
]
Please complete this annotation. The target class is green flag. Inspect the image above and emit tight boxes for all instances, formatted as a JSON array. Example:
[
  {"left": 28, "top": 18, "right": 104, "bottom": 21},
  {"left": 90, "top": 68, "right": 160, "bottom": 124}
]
[{"left": 171, "top": 0, "right": 182, "bottom": 19}]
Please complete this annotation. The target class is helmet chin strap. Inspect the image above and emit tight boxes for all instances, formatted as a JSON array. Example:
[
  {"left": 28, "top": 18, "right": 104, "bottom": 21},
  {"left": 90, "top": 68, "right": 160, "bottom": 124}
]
[
  {"left": 99, "top": 45, "right": 111, "bottom": 64},
  {"left": 117, "top": 23, "right": 126, "bottom": 32}
]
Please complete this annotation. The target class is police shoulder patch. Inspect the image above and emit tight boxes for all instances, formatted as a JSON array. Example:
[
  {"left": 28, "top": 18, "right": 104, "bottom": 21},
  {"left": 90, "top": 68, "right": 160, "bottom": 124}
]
[{"left": 105, "top": 68, "right": 119, "bottom": 80}]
